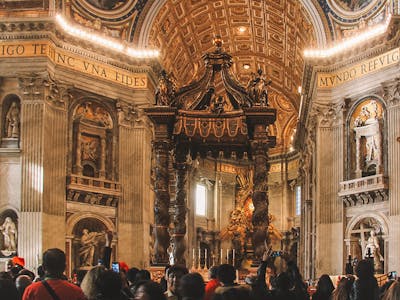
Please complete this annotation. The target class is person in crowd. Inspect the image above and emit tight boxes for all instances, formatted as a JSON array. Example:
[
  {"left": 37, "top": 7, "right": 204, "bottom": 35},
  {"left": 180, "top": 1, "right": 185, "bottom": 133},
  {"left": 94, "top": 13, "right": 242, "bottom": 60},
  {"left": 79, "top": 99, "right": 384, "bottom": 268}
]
[
  {"left": 179, "top": 273, "right": 205, "bottom": 300},
  {"left": 214, "top": 264, "right": 239, "bottom": 296},
  {"left": 204, "top": 266, "right": 220, "bottom": 300},
  {"left": 136, "top": 269, "right": 151, "bottom": 282},
  {"left": 133, "top": 280, "right": 166, "bottom": 300},
  {"left": 34, "top": 266, "right": 45, "bottom": 282},
  {"left": 312, "top": 274, "right": 335, "bottom": 300},
  {"left": 382, "top": 280, "right": 400, "bottom": 300},
  {"left": 271, "top": 272, "right": 296, "bottom": 300},
  {"left": 266, "top": 262, "right": 277, "bottom": 290},
  {"left": 286, "top": 260, "right": 309, "bottom": 300},
  {"left": 380, "top": 272, "right": 398, "bottom": 299},
  {"left": 0, "top": 278, "right": 19, "bottom": 300},
  {"left": 81, "top": 265, "right": 107, "bottom": 300},
  {"left": 127, "top": 267, "right": 139, "bottom": 287},
  {"left": 22, "top": 248, "right": 86, "bottom": 300},
  {"left": 0, "top": 271, "right": 12, "bottom": 280},
  {"left": 17, "top": 269, "right": 35, "bottom": 282},
  {"left": 247, "top": 249, "right": 273, "bottom": 300},
  {"left": 160, "top": 265, "right": 170, "bottom": 293},
  {"left": 332, "top": 276, "right": 355, "bottom": 300},
  {"left": 120, "top": 269, "right": 133, "bottom": 299},
  {"left": 212, "top": 285, "right": 251, "bottom": 300},
  {"left": 15, "top": 275, "right": 32, "bottom": 300},
  {"left": 95, "top": 269, "right": 128, "bottom": 300},
  {"left": 75, "top": 269, "right": 88, "bottom": 287},
  {"left": 165, "top": 265, "right": 188, "bottom": 300},
  {"left": 349, "top": 259, "right": 379, "bottom": 300}
]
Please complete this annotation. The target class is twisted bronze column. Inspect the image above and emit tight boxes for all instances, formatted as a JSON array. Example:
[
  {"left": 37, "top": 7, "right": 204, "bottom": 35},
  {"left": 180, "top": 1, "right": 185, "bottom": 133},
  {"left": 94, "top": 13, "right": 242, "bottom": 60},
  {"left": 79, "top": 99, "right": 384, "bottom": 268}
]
[
  {"left": 251, "top": 139, "right": 270, "bottom": 260},
  {"left": 153, "top": 140, "right": 171, "bottom": 264},
  {"left": 172, "top": 143, "right": 189, "bottom": 265}
]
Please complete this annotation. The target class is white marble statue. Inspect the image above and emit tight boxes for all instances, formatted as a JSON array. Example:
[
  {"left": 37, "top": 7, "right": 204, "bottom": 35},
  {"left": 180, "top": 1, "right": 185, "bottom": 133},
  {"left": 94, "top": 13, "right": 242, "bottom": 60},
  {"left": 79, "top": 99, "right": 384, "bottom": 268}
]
[
  {"left": 0, "top": 217, "right": 17, "bottom": 254},
  {"left": 5, "top": 102, "right": 20, "bottom": 138},
  {"left": 365, "top": 230, "right": 384, "bottom": 272},
  {"left": 78, "top": 229, "right": 105, "bottom": 267}
]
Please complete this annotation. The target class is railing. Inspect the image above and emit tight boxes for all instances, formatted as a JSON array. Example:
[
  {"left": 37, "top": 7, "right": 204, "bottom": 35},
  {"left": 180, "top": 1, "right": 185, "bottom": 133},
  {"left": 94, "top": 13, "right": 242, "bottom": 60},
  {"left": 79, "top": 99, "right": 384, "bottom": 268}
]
[
  {"left": 67, "top": 174, "right": 121, "bottom": 196},
  {"left": 339, "top": 174, "right": 388, "bottom": 197}
]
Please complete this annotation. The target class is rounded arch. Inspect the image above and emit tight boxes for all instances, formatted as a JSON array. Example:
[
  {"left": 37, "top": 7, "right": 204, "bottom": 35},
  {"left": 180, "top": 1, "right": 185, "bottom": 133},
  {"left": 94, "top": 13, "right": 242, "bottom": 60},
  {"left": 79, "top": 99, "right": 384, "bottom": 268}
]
[
  {"left": 346, "top": 94, "right": 386, "bottom": 126},
  {"left": 66, "top": 212, "right": 115, "bottom": 236},
  {"left": 345, "top": 211, "right": 389, "bottom": 239}
]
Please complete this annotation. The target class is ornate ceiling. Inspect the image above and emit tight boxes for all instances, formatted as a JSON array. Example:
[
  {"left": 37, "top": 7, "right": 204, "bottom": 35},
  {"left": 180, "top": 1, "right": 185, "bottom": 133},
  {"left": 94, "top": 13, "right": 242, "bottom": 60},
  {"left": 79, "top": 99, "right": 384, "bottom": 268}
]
[{"left": 0, "top": 0, "right": 391, "bottom": 154}]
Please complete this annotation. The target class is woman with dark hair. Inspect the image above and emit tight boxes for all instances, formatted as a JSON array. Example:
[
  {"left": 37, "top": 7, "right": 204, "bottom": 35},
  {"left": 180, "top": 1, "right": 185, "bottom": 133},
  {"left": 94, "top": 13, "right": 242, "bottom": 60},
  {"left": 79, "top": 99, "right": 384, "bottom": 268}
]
[
  {"left": 133, "top": 280, "right": 166, "bottom": 300},
  {"left": 179, "top": 273, "right": 205, "bottom": 300},
  {"left": 332, "top": 276, "right": 355, "bottom": 300},
  {"left": 286, "top": 261, "right": 308, "bottom": 300},
  {"left": 350, "top": 259, "right": 379, "bottom": 300},
  {"left": 312, "top": 274, "right": 335, "bottom": 300}
]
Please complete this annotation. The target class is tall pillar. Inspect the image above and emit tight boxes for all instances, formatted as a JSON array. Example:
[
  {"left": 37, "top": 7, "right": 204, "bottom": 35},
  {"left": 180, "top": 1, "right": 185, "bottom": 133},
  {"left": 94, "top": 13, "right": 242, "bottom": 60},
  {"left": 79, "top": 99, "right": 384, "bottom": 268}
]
[
  {"left": 19, "top": 74, "right": 70, "bottom": 270},
  {"left": 172, "top": 141, "right": 189, "bottom": 265},
  {"left": 144, "top": 107, "right": 176, "bottom": 265},
  {"left": 383, "top": 78, "right": 400, "bottom": 272},
  {"left": 250, "top": 136, "right": 270, "bottom": 259},
  {"left": 315, "top": 102, "right": 344, "bottom": 276},
  {"left": 117, "top": 101, "right": 153, "bottom": 268}
]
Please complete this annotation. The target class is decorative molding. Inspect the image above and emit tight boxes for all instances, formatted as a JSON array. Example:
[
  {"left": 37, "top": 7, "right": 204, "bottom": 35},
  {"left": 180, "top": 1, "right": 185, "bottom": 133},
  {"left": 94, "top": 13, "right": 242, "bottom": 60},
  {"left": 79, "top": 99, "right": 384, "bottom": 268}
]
[
  {"left": 382, "top": 77, "right": 400, "bottom": 107},
  {"left": 43, "top": 75, "right": 73, "bottom": 110},
  {"left": 313, "top": 102, "right": 344, "bottom": 127},
  {"left": 116, "top": 100, "right": 148, "bottom": 128},
  {"left": 17, "top": 73, "right": 46, "bottom": 101}
]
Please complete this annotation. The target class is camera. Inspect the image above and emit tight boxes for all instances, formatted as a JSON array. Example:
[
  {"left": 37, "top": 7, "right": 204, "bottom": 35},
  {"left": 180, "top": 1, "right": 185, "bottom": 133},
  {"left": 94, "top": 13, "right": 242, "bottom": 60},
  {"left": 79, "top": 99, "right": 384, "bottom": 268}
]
[
  {"left": 112, "top": 262, "right": 120, "bottom": 273},
  {"left": 388, "top": 271, "right": 397, "bottom": 280},
  {"left": 271, "top": 251, "right": 282, "bottom": 257}
]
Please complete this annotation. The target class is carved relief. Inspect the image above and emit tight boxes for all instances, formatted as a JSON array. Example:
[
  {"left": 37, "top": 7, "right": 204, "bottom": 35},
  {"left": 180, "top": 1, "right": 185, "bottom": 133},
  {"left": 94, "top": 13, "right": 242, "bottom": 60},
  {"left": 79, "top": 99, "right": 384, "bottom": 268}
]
[
  {"left": 18, "top": 74, "right": 44, "bottom": 100},
  {"left": 75, "top": 102, "right": 112, "bottom": 129},
  {"left": 72, "top": 217, "right": 108, "bottom": 270},
  {"left": 315, "top": 102, "right": 344, "bottom": 128}
]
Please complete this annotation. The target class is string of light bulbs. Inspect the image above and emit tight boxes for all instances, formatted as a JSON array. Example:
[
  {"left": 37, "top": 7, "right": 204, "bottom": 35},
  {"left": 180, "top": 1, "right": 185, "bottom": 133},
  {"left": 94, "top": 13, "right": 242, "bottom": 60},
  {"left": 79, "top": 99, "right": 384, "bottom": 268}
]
[
  {"left": 304, "top": 14, "right": 392, "bottom": 58},
  {"left": 55, "top": 14, "right": 160, "bottom": 59}
]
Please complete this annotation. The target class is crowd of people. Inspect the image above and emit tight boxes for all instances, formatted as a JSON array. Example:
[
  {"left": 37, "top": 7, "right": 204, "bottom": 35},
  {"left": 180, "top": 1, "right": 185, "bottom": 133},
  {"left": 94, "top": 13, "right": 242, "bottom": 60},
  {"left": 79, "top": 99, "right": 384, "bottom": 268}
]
[{"left": 0, "top": 247, "right": 399, "bottom": 300}]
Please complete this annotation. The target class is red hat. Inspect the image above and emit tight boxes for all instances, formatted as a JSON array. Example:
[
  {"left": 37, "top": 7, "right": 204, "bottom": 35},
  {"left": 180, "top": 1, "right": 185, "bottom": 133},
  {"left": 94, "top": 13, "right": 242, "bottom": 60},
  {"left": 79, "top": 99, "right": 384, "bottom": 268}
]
[
  {"left": 12, "top": 256, "right": 25, "bottom": 267},
  {"left": 119, "top": 261, "right": 129, "bottom": 273}
]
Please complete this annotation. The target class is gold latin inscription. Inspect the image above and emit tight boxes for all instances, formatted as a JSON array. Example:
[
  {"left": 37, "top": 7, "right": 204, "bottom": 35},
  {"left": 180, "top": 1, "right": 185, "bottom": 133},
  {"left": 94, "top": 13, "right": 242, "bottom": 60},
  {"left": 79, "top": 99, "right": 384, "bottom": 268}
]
[
  {"left": 0, "top": 41, "right": 147, "bottom": 89},
  {"left": 317, "top": 48, "right": 400, "bottom": 88}
]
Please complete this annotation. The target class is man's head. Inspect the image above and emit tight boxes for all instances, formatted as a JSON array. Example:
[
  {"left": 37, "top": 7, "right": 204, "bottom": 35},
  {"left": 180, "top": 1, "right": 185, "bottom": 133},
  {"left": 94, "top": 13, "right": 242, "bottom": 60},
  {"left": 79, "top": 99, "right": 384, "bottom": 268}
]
[
  {"left": 217, "top": 264, "right": 236, "bottom": 286},
  {"left": 208, "top": 266, "right": 219, "bottom": 280},
  {"left": 15, "top": 275, "right": 32, "bottom": 295},
  {"left": 179, "top": 273, "right": 205, "bottom": 300},
  {"left": 42, "top": 248, "right": 66, "bottom": 276},
  {"left": 166, "top": 265, "right": 188, "bottom": 294}
]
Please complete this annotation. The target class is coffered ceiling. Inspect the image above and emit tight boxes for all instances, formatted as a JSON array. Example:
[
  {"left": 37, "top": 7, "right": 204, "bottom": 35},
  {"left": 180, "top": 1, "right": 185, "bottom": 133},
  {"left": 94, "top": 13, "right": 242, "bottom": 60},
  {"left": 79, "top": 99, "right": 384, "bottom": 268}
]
[{"left": 0, "top": 0, "right": 390, "bottom": 154}]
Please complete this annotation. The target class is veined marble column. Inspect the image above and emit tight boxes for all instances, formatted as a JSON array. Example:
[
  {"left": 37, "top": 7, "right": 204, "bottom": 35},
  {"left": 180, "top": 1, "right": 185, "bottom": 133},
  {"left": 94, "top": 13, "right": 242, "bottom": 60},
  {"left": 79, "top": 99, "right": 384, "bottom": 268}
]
[
  {"left": 383, "top": 78, "right": 400, "bottom": 272},
  {"left": 315, "top": 103, "right": 344, "bottom": 276}
]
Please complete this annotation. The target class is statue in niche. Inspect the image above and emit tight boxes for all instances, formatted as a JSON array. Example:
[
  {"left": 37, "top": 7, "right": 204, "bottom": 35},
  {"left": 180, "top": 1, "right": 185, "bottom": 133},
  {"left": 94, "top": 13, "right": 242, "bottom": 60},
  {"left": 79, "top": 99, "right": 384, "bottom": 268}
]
[
  {"left": 5, "top": 102, "right": 20, "bottom": 138},
  {"left": 155, "top": 70, "right": 177, "bottom": 106},
  {"left": 79, "top": 229, "right": 106, "bottom": 267},
  {"left": 246, "top": 69, "right": 272, "bottom": 106},
  {"left": 0, "top": 217, "right": 17, "bottom": 256},
  {"left": 75, "top": 102, "right": 112, "bottom": 128},
  {"left": 364, "top": 230, "right": 384, "bottom": 272},
  {"left": 353, "top": 100, "right": 379, "bottom": 127},
  {"left": 365, "top": 136, "right": 378, "bottom": 162}
]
